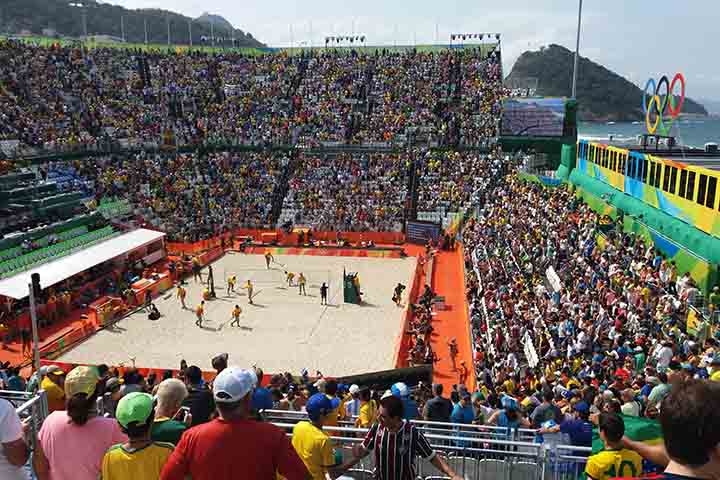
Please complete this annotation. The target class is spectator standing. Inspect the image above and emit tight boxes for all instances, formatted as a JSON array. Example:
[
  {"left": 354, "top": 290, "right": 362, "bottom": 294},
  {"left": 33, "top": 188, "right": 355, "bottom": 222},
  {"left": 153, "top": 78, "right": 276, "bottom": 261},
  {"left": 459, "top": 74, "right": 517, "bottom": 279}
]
[
  {"left": 340, "top": 384, "right": 361, "bottom": 419},
  {"left": 101, "top": 392, "right": 174, "bottom": 480},
  {"left": 251, "top": 367, "right": 274, "bottom": 411},
  {"left": 0, "top": 397, "right": 29, "bottom": 480},
  {"left": 97, "top": 377, "right": 122, "bottom": 418},
  {"left": 539, "top": 401, "right": 593, "bottom": 449},
  {"left": 34, "top": 366, "right": 127, "bottom": 480},
  {"left": 341, "top": 395, "right": 462, "bottom": 480},
  {"left": 25, "top": 365, "right": 47, "bottom": 394},
  {"left": 160, "top": 366, "right": 309, "bottom": 480},
  {"left": 356, "top": 388, "right": 377, "bottom": 428},
  {"left": 647, "top": 372, "right": 671, "bottom": 410},
  {"left": 620, "top": 389, "right": 641, "bottom": 417},
  {"left": 531, "top": 390, "right": 562, "bottom": 427},
  {"left": 291, "top": 393, "right": 341, "bottom": 479},
  {"left": 423, "top": 383, "right": 452, "bottom": 423},
  {"left": 321, "top": 379, "right": 341, "bottom": 428},
  {"left": 40, "top": 365, "right": 66, "bottom": 413},
  {"left": 585, "top": 413, "right": 642, "bottom": 480},
  {"left": 450, "top": 391, "right": 474, "bottom": 425},
  {"left": 391, "top": 382, "right": 419, "bottom": 420},
  {"left": 182, "top": 366, "right": 214, "bottom": 426},
  {"left": 152, "top": 379, "right": 190, "bottom": 445}
]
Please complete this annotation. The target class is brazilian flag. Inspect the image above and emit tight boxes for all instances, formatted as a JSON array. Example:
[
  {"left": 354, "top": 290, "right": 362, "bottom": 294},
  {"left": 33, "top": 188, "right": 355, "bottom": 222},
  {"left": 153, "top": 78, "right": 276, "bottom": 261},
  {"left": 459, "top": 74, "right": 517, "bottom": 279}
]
[{"left": 592, "top": 414, "right": 664, "bottom": 474}]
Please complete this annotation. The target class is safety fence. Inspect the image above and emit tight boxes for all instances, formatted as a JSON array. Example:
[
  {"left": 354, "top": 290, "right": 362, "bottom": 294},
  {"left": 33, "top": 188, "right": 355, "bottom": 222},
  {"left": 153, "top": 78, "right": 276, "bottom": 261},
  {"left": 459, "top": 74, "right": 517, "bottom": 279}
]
[
  {"left": 264, "top": 410, "right": 589, "bottom": 480},
  {"left": 1, "top": 389, "right": 49, "bottom": 452}
]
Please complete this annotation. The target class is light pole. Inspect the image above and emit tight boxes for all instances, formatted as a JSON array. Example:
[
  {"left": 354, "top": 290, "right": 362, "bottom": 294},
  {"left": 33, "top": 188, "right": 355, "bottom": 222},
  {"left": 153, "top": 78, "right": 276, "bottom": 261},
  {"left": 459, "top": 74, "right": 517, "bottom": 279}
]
[
  {"left": 571, "top": 0, "right": 583, "bottom": 99},
  {"left": 188, "top": 20, "right": 193, "bottom": 47},
  {"left": 120, "top": 15, "right": 125, "bottom": 42},
  {"left": 166, "top": 14, "right": 171, "bottom": 46},
  {"left": 144, "top": 18, "right": 148, "bottom": 44},
  {"left": 69, "top": 2, "right": 88, "bottom": 39}
]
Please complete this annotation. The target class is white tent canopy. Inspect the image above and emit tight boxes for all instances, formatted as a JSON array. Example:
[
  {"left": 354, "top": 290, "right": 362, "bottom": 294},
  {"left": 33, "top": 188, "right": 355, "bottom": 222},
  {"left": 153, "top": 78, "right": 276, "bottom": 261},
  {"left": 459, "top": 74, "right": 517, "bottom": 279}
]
[{"left": 0, "top": 228, "right": 165, "bottom": 300}]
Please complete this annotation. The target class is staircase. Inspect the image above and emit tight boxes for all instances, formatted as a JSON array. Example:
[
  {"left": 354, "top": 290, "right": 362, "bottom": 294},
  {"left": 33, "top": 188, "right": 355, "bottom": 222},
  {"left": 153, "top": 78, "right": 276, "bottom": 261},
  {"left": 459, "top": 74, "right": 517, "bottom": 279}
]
[{"left": 269, "top": 150, "right": 299, "bottom": 226}]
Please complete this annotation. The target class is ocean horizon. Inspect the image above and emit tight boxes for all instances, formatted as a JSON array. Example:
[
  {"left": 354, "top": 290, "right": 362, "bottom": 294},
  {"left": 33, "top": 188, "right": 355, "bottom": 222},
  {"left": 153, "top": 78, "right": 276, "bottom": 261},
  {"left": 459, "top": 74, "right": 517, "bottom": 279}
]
[{"left": 578, "top": 118, "right": 720, "bottom": 149}]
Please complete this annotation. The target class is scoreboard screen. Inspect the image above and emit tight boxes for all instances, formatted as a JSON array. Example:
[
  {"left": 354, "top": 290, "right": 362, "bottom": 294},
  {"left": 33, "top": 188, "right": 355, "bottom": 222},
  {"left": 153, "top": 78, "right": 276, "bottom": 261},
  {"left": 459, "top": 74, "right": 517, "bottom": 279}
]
[{"left": 501, "top": 98, "right": 566, "bottom": 137}]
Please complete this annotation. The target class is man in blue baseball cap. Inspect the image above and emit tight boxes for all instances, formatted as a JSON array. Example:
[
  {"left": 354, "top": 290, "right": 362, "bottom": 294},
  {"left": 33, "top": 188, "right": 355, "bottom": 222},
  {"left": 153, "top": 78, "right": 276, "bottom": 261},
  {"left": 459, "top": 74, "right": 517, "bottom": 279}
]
[{"left": 291, "top": 393, "right": 341, "bottom": 480}]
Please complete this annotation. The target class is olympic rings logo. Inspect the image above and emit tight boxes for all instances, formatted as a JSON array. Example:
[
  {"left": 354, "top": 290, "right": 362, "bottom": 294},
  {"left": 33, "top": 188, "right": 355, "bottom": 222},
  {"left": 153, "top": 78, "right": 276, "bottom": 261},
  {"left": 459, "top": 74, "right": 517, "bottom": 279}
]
[{"left": 642, "top": 73, "right": 685, "bottom": 136}]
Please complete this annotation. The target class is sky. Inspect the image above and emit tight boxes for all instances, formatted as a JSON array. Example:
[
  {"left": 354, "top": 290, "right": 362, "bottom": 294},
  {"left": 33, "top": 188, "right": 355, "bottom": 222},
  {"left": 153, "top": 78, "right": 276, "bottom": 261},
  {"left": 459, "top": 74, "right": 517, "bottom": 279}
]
[{"left": 109, "top": 0, "right": 718, "bottom": 100}]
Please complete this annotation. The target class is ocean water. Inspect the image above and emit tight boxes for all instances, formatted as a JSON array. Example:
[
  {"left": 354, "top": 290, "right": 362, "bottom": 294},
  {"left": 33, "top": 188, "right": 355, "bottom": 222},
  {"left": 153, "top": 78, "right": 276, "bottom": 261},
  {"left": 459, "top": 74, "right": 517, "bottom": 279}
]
[{"left": 578, "top": 118, "right": 720, "bottom": 148}]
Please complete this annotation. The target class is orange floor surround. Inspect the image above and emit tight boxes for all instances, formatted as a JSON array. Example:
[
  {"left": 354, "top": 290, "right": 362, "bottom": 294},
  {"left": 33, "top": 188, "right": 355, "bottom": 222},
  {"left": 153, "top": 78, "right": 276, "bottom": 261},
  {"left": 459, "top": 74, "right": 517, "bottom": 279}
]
[{"left": 428, "top": 246, "right": 476, "bottom": 393}]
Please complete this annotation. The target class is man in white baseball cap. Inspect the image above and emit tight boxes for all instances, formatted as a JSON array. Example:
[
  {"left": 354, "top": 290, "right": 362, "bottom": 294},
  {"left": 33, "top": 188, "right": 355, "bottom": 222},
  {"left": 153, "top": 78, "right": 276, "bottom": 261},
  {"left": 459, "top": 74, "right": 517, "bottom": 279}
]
[
  {"left": 341, "top": 384, "right": 361, "bottom": 420},
  {"left": 160, "top": 367, "right": 309, "bottom": 480}
]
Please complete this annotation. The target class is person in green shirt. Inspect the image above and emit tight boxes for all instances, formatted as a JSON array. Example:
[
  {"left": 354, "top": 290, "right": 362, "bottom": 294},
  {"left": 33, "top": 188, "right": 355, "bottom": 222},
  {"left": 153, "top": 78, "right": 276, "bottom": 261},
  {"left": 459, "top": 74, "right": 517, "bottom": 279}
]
[
  {"left": 709, "top": 286, "right": 720, "bottom": 313},
  {"left": 151, "top": 379, "right": 191, "bottom": 445},
  {"left": 633, "top": 346, "right": 646, "bottom": 372}
]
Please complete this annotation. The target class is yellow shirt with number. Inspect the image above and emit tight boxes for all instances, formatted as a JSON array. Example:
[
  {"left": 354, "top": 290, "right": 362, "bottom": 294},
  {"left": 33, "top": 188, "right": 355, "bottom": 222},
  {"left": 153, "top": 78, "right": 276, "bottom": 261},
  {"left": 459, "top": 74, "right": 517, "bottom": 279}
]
[
  {"left": 291, "top": 421, "right": 334, "bottom": 480},
  {"left": 585, "top": 448, "right": 643, "bottom": 480},
  {"left": 101, "top": 442, "right": 174, "bottom": 480}
]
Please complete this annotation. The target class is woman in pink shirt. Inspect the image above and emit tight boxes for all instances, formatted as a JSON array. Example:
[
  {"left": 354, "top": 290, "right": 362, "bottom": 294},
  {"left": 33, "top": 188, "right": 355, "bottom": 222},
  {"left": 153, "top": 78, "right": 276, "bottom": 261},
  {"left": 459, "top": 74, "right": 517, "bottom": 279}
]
[{"left": 33, "top": 366, "right": 127, "bottom": 480}]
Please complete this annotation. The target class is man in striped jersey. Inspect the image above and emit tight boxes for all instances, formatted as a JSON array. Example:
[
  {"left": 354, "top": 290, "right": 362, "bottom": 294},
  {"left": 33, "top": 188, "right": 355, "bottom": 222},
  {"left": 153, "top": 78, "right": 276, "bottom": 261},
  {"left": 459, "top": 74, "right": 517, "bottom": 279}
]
[{"left": 341, "top": 395, "right": 462, "bottom": 480}]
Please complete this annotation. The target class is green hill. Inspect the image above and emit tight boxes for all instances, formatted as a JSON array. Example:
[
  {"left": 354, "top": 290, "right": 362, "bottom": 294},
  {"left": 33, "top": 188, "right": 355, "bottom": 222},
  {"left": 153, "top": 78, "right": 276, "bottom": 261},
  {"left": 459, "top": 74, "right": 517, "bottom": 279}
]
[
  {"left": 0, "top": 0, "right": 264, "bottom": 48},
  {"left": 506, "top": 44, "right": 707, "bottom": 122}
]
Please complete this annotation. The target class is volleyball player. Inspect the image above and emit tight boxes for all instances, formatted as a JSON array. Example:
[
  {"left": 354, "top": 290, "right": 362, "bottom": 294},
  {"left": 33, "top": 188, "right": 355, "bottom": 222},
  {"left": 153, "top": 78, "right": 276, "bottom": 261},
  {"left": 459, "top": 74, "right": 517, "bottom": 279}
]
[
  {"left": 298, "top": 273, "right": 307, "bottom": 296},
  {"left": 230, "top": 304, "right": 242, "bottom": 327},
  {"left": 227, "top": 275, "right": 237, "bottom": 296},
  {"left": 176, "top": 284, "right": 187, "bottom": 309},
  {"left": 245, "top": 279, "right": 254, "bottom": 304},
  {"left": 285, "top": 271, "right": 295, "bottom": 287},
  {"left": 195, "top": 301, "right": 205, "bottom": 328},
  {"left": 264, "top": 251, "right": 274, "bottom": 269}
]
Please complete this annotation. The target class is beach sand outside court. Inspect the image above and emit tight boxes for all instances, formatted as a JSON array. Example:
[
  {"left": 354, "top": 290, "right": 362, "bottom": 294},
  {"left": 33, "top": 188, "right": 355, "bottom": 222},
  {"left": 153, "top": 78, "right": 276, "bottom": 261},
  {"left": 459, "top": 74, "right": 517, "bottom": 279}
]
[{"left": 58, "top": 252, "right": 417, "bottom": 376}]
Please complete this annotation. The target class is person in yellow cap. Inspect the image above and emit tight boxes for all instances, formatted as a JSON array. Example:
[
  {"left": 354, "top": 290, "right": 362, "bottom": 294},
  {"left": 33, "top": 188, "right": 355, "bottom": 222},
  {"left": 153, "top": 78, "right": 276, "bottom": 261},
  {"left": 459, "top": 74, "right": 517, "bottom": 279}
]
[
  {"left": 34, "top": 366, "right": 127, "bottom": 480},
  {"left": 41, "top": 365, "right": 66, "bottom": 413},
  {"left": 101, "top": 392, "right": 174, "bottom": 480},
  {"left": 202, "top": 287, "right": 211, "bottom": 301}
]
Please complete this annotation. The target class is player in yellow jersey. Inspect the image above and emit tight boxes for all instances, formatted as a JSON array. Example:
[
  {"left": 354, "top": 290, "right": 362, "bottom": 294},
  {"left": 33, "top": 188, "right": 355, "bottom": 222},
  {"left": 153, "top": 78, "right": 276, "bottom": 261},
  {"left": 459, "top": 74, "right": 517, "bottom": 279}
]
[
  {"left": 195, "top": 301, "right": 205, "bottom": 328},
  {"left": 245, "top": 279, "right": 254, "bottom": 304},
  {"left": 176, "top": 284, "right": 187, "bottom": 309},
  {"left": 264, "top": 251, "right": 274, "bottom": 269},
  {"left": 230, "top": 304, "right": 242, "bottom": 327},
  {"left": 227, "top": 275, "right": 237, "bottom": 296},
  {"left": 585, "top": 413, "right": 642, "bottom": 480},
  {"left": 298, "top": 272, "right": 307, "bottom": 296},
  {"left": 285, "top": 271, "right": 295, "bottom": 287}
]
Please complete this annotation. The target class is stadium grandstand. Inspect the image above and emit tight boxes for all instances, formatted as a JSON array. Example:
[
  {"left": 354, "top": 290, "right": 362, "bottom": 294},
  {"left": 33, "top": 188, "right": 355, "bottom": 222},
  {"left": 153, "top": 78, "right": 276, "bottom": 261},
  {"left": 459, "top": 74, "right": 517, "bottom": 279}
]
[{"left": 0, "top": 35, "right": 719, "bottom": 480}]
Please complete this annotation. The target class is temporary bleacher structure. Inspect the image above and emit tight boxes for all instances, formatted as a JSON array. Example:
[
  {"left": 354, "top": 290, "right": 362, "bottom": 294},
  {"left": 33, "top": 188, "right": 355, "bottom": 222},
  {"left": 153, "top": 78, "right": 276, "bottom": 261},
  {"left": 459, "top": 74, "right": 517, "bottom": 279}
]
[{"left": 0, "top": 228, "right": 165, "bottom": 300}]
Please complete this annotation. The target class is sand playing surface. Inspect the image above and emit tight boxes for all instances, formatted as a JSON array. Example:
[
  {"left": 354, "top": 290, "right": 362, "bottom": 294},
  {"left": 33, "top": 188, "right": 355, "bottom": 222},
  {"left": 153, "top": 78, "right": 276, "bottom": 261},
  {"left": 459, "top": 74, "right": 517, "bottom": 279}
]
[{"left": 58, "top": 252, "right": 416, "bottom": 376}]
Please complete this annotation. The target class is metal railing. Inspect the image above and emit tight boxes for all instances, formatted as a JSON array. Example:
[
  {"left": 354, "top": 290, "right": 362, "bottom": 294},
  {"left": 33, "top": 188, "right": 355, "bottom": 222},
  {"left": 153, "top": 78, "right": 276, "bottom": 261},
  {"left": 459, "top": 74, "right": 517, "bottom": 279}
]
[
  {"left": 1, "top": 389, "right": 48, "bottom": 451},
  {"left": 265, "top": 410, "right": 589, "bottom": 480}
]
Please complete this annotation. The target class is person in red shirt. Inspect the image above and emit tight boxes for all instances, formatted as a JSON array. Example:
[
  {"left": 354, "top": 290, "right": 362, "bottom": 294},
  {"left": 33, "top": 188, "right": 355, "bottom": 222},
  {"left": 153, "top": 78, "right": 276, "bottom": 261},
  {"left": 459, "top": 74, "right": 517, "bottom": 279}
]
[{"left": 160, "top": 366, "right": 308, "bottom": 480}]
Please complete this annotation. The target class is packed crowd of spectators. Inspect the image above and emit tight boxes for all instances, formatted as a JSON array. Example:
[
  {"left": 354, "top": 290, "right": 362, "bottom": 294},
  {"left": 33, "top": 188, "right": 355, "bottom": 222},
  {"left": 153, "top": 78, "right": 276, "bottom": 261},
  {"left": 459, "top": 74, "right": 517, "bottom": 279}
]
[
  {"left": 70, "top": 150, "right": 287, "bottom": 241},
  {"left": 457, "top": 172, "right": 719, "bottom": 453},
  {"left": 0, "top": 40, "right": 504, "bottom": 153},
  {"left": 415, "top": 148, "right": 503, "bottom": 214},
  {"left": 282, "top": 152, "right": 410, "bottom": 232}
]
